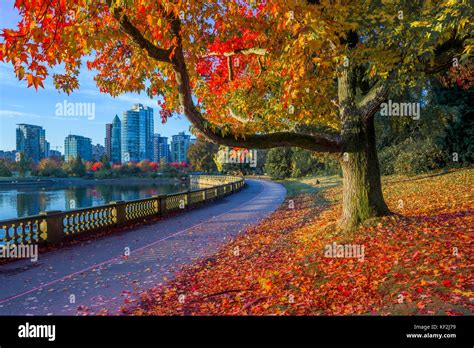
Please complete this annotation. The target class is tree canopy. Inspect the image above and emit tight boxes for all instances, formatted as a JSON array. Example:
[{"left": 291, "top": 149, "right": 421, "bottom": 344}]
[{"left": 1, "top": 0, "right": 471, "bottom": 151}]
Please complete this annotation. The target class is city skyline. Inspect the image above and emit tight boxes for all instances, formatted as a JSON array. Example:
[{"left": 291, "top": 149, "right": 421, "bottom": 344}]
[
  {"left": 0, "top": 98, "right": 192, "bottom": 152},
  {"left": 0, "top": 2, "right": 191, "bottom": 152},
  {"left": 7, "top": 115, "right": 196, "bottom": 164}
]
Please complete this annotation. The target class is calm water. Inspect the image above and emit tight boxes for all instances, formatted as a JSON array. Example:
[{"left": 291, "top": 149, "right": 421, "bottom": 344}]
[{"left": 0, "top": 181, "right": 192, "bottom": 221}]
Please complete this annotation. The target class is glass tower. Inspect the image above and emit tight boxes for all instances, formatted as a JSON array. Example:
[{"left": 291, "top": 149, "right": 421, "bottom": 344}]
[
  {"left": 121, "top": 104, "right": 153, "bottom": 163},
  {"left": 16, "top": 124, "right": 45, "bottom": 162},
  {"left": 111, "top": 115, "right": 122, "bottom": 164},
  {"left": 64, "top": 134, "right": 92, "bottom": 162}
]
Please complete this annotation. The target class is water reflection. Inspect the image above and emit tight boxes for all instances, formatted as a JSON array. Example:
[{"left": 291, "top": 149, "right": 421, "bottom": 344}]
[{"left": 0, "top": 182, "right": 192, "bottom": 221}]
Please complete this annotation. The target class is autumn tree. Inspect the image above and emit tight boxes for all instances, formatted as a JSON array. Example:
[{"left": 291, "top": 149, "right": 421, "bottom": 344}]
[
  {"left": 37, "top": 157, "right": 67, "bottom": 177},
  {"left": 66, "top": 156, "right": 86, "bottom": 177},
  {"left": 1, "top": 0, "right": 471, "bottom": 228},
  {"left": 15, "top": 152, "right": 32, "bottom": 178}
]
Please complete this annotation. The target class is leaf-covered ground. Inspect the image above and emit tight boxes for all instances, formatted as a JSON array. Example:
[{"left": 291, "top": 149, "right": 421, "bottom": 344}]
[{"left": 129, "top": 169, "right": 473, "bottom": 315}]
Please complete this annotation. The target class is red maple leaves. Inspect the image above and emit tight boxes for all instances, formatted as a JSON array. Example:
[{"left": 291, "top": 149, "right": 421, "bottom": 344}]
[{"left": 128, "top": 169, "right": 473, "bottom": 316}]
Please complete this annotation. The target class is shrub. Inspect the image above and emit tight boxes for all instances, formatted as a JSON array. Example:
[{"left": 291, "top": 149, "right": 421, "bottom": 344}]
[
  {"left": 38, "top": 158, "right": 67, "bottom": 177},
  {"left": 380, "top": 138, "right": 444, "bottom": 175},
  {"left": 291, "top": 148, "right": 322, "bottom": 178},
  {"left": 264, "top": 147, "right": 293, "bottom": 179}
]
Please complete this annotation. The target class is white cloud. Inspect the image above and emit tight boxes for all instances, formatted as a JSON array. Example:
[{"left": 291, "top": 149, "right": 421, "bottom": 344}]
[
  {"left": 0, "top": 110, "right": 41, "bottom": 118},
  {"left": 114, "top": 93, "right": 158, "bottom": 106}
]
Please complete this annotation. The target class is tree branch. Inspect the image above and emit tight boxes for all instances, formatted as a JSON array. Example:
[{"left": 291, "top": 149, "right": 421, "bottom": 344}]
[
  {"left": 110, "top": 4, "right": 172, "bottom": 63},
  {"left": 205, "top": 47, "right": 267, "bottom": 57},
  {"left": 357, "top": 78, "right": 389, "bottom": 119},
  {"left": 227, "top": 56, "right": 233, "bottom": 81},
  {"left": 109, "top": 2, "right": 341, "bottom": 153},
  {"left": 423, "top": 37, "right": 465, "bottom": 74},
  {"left": 358, "top": 35, "right": 466, "bottom": 119}
]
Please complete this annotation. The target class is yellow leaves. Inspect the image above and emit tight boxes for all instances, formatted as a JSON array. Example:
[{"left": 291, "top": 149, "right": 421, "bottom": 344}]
[
  {"left": 410, "top": 21, "right": 430, "bottom": 28},
  {"left": 26, "top": 73, "right": 35, "bottom": 88},
  {"left": 458, "top": 18, "right": 469, "bottom": 29},
  {"left": 369, "top": 65, "right": 377, "bottom": 78},
  {"left": 17, "top": 66, "right": 25, "bottom": 80},
  {"left": 452, "top": 289, "right": 474, "bottom": 297},
  {"left": 258, "top": 277, "right": 272, "bottom": 291}
]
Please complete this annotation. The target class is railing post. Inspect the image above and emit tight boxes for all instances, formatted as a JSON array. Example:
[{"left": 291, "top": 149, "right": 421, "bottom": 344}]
[
  {"left": 39, "top": 210, "right": 64, "bottom": 245},
  {"left": 151, "top": 195, "right": 160, "bottom": 216},
  {"left": 159, "top": 195, "right": 167, "bottom": 216},
  {"left": 110, "top": 201, "right": 126, "bottom": 226},
  {"left": 186, "top": 191, "right": 191, "bottom": 209}
]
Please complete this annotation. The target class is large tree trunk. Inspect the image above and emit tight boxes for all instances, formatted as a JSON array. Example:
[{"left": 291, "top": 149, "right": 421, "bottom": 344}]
[{"left": 338, "top": 114, "right": 390, "bottom": 229}]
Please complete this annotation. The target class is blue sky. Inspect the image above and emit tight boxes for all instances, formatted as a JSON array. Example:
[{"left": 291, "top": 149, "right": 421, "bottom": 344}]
[{"left": 0, "top": 1, "right": 191, "bottom": 152}]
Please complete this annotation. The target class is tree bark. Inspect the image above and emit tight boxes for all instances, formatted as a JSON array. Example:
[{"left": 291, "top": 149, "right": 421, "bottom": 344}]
[{"left": 339, "top": 113, "right": 390, "bottom": 229}]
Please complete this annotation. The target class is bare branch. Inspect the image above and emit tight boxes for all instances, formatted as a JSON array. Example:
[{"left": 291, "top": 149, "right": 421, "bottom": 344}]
[
  {"left": 227, "top": 56, "right": 233, "bottom": 81},
  {"left": 205, "top": 47, "right": 267, "bottom": 58}
]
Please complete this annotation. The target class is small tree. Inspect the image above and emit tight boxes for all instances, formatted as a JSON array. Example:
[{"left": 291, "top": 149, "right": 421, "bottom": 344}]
[
  {"left": 161, "top": 163, "right": 179, "bottom": 178},
  {"left": 15, "top": 153, "right": 32, "bottom": 178},
  {"left": 100, "top": 154, "right": 111, "bottom": 170},
  {"left": 0, "top": 160, "right": 12, "bottom": 177},
  {"left": 37, "top": 158, "right": 67, "bottom": 177},
  {"left": 138, "top": 160, "right": 153, "bottom": 173},
  {"left": 188, "top": 137, "right": 218, "bottom": 173},
  {"left": 69, "top": 156, "right": 86, "bottom": 177}
]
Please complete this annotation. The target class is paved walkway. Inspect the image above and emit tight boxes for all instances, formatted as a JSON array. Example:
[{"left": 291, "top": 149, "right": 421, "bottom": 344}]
[{"left": 0, "top": 179, "right": 286, "bottom": 315}]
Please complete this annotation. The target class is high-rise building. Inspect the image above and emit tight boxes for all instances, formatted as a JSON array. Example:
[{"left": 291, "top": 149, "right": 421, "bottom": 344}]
[
  {"left": 171, "top": 131, "right": 191, "bottom": 163},
  {"left": 111, "top": 115, "right": 121, "bottom": 164},
  {"left": 153, "top": 134, "right": 170, "bottom": 163},
  {"left": 64, "top": 134, "right": 92, "bottom": 162},
  {"left": 0, "top": 150, "right": 16, "bottom": 162},
  {"left": 39, "top": 129, "right": 49, "bottom": 158},
  {"left": 44, "top": 140, "right": 50, "bottom": 158},
  {"left": 92, "top": 144, "right": 105, "bottom": 161},
  {"left": 121, "top": 104, "right": 153, "bottom": 163},
  {"left": 49, "top": 149, "right": 62, "bottom": 159},
  {"left": 16, "top": 124, "right": 46, "bottom": 162},
  {"left": 105, "top": 123, "right": 112, "bottom": 160}
]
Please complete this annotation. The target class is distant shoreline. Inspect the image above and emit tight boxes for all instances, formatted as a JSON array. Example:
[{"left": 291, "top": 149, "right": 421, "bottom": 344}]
[{"left": 0, "top": 177, "right": 183, "bottom": 187}]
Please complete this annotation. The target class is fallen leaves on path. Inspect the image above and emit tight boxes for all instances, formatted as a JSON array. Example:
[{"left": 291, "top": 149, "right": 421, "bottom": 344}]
[{"left": 129, "top": 169, "right": 473, "bottom": 316}]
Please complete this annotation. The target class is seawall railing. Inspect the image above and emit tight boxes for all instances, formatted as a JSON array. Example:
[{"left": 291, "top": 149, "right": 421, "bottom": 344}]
[{"left": 0, "top": 175, "right": 245, "bottom": 248}]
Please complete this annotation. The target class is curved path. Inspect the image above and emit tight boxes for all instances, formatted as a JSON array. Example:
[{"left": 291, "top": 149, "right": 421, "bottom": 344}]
[{"left": 0, "top": 179, "right": 286, "bottom": 315}]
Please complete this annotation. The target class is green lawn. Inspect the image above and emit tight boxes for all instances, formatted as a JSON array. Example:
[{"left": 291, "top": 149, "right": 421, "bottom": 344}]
[{"left": 278, "top": 175, "right": 342, "bottom": 196}]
